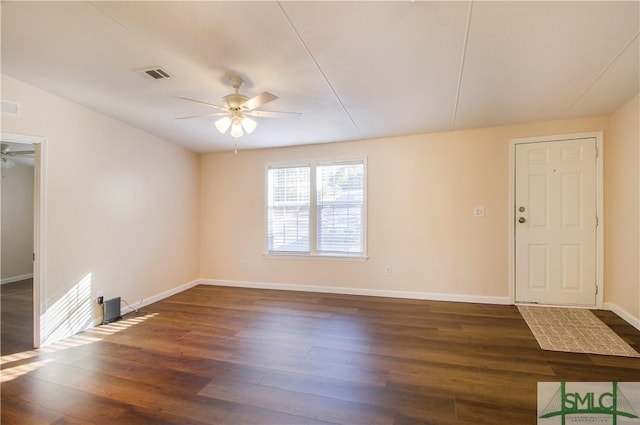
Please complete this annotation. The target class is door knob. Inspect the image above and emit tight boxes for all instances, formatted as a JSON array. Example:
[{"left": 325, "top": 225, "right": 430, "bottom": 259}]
[{"left": 518, "top": 217, "right": 526, "bottom": 223}]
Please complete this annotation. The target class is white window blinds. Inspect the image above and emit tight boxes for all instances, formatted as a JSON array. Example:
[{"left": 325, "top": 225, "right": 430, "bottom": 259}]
[
  {"left": 267, "top": 159, "right": 366, "bottom": 257},
  {"left": 316, "top": 162, "right": 365, "bottom": 255},
  {"left": 267, "top": 166, "right": 310, "bottom": 253}
]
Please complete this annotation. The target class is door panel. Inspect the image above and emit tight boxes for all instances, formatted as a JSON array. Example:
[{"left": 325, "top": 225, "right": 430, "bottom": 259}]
[
  {"left": 528, "top": 174, "right": 548, "bottom": 227},
  {"left": 528, "top": 245, "right": 548, "bottom": 290},
  {"left": 515, "top": 138, "right": 597, "bottom": 306},
  {"left": 562, "top": 173, "right": 582, "bottom": 227}
]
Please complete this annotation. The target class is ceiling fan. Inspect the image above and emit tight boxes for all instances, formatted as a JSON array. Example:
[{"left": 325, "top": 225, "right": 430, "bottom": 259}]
[
  {"left": 176, "top": 74, "right": 300, "bottom": 150},
  {"left": 1, "top": 143, "right": 35, "bottom": 169}
]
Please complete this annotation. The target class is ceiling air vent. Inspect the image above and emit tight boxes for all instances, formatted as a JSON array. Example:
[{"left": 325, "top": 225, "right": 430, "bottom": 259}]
[
  {"left": 139, "top": 66, "right": 171, "bottom": 80},
  {"left": 1, "top": 100, "right": 20, "bottom": 116}
]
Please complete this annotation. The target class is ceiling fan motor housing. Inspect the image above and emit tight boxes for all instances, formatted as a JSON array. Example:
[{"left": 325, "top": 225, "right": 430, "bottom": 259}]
[{"left": 223, "top": 93, "right": 250, "bottom": 111}]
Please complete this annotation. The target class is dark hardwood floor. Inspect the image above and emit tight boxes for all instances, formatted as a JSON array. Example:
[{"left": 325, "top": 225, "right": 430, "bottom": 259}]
[
  {"left": 1, "top": 279, "right": 34, "bottom": 356},
  {"left": 1, "top": 285, "right": 639, "bottom": 424}
]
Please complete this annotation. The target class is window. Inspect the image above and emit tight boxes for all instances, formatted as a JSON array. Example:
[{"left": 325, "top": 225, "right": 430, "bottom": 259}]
[
  {"left": 267, "top": 159, "right": 366, "bottom": 257},
  {"left": 266, "top": 166, "right": 310, "bottom": 253},
  {"left": 316, "top": 162, "right": 365, "bottom": 255}
]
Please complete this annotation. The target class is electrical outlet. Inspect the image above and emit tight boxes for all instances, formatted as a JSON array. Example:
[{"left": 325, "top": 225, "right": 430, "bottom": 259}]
[
  {"left": 385, "top": 266, "right": 392, "bottom": 276},
  {"left": 473, "top": 206, "right": 485, "bottom": 217},
  {"left": 240, "top": 260, "right": 247, "bottom": 270}
]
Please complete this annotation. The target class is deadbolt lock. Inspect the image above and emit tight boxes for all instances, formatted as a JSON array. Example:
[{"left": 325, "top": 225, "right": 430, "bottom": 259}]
[{"left": 519, "top": 206, "right": 525, "bottom": 212}]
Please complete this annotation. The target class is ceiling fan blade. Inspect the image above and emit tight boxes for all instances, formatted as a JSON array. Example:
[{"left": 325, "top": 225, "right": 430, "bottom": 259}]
[
  {"left": 3, "top": 150, "right": 35, "bottom": 156},
  {"left": 173, "top": 96, "right": 227, "bottom": 111},
  {"left": 241, "top": 92, "right": 278, "bottom": 111},
  {"left": 176, "top": 112, "right": 228, "bottom": 120},
  {"left": 246, "top": 110, "right": 302, "bottom": 118}
]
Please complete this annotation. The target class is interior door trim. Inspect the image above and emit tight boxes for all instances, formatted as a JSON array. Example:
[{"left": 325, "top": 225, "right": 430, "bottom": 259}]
[
  {"left": 1, "top": 132, "right": 47, "bottom": 349},
  {"left": 508, "top": 131, "right": 603, "bottom": 309}
]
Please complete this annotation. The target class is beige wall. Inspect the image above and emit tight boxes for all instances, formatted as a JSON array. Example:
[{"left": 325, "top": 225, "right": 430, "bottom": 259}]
[
  {"left": 200, "top": 116, "right": 608, "bottom": 301},
  {"left": 1, "top": 163, "right": 35, "bottom": 282},
  {"left": 2, "top": 71, "right": 637, "bottom": 342},
  {"left": 1, "top": 74, "right": 200, "bottom": 344},
  {"left": 604, "top": 94, "right": 639, "bottom": 326}
]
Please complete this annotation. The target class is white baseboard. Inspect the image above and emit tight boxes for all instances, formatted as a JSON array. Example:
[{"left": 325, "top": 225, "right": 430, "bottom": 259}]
[
  {"left": 1, "top": 273, "right": 33, "bottom": 285},
  {"left": 199, "top": 279, "right": 512, "bottom": 305},
  {"left": 107, "top": 278, "right": 640, "bottom": 332},
  {"left": 120, "top": 279, "right": 200, "bottom": 315},
  {"left": 603, "top": 302, "right": 640, "bottom": 331}
]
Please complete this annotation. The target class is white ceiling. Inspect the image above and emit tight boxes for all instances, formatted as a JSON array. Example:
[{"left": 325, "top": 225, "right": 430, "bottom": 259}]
[{"left": 1, "top": 1, "right": 638, "bottom": 153}]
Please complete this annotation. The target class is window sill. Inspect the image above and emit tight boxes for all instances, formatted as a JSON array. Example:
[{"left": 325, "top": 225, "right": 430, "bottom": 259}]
[{"left": 263, "top": 253, "right": 369, "bottom": 262}]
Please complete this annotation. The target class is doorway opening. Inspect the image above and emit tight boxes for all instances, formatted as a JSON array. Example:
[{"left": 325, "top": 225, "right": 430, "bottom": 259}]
[{"left": 0, "top": 132, "right": 46, "bottom": 354}]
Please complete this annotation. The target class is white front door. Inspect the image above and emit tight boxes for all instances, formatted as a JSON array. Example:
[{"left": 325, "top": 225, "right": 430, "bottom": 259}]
[{"left": 515, "top": 138, "right": 597, "bottom": 306}]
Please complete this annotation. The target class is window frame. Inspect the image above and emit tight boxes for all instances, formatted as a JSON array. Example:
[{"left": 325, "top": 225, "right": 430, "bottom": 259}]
[{"left": 264, "top": 157, "right": 368, "bottom": 261}]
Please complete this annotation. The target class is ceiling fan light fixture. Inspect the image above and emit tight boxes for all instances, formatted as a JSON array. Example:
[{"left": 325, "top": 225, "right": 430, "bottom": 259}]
[
  {"left": 241, "top": 116, "right": 257, "bottom": 134},
  {"left": 215, "top": 116, "right": 232, "bottom": 133},
  {"left": 230, "top": 120, "right": 244, "bottom": 138},
  {"left": 176, "top": 74, "right": 299, "bottom": 151}
]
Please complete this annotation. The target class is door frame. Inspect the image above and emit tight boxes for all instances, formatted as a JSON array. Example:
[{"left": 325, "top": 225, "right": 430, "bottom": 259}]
[
  {"left": 1, "top": 132, "right": 47, "bottom": 348},
  {"left": 508, "top": 131, "right": 603, "bottom": 309}
]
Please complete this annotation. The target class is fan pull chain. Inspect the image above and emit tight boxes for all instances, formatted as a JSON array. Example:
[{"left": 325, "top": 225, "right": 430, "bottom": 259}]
[{"left": 234, "top": 140, "right": 238, "bottom": 154}]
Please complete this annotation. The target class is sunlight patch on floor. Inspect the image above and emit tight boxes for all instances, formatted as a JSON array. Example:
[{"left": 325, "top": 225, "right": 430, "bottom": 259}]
[
  {"left": 86, "top": 312, "right": 159, "bottom": 336},
  {"left": 0, "top": 312, "right": 159, "bottom": 383}
]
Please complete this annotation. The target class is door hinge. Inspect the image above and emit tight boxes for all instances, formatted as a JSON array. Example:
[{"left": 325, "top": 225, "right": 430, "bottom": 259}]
[
  {"left": 595, "top": 285, "right": 598, "bottom": 295},
  {"left": 596, "top": 216, "right": 599, "bottom": 227},
  {"left": 595, "top": 146, "right": 599, "bottom": 158},
  {"left": 33, "top": 252, "right": 35, "bottom": 261}
]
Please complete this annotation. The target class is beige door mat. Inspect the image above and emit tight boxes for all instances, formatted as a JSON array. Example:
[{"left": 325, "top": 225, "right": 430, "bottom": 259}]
[{"left": 518, "top": 305, "right": 640, "bottom": 358}]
